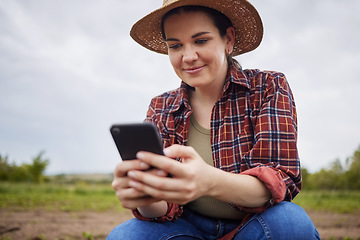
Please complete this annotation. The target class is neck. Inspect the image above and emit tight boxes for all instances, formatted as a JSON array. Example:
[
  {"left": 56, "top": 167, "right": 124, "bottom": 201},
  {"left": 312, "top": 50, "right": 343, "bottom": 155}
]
[
  {"left": 189, "top": 78, "right": 226, "bottom": 129},
  {"left": 191, "top": 87, "right": 220, "bottom": 106},
  {"left": 188, "top": 62, "right": 229, "bottom": 128}
]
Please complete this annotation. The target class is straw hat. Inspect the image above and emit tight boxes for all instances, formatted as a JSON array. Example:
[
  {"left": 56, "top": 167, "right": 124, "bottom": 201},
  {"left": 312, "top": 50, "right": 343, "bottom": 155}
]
[{"left": 130, "top": 0, "right": 263, "bottom": 56}]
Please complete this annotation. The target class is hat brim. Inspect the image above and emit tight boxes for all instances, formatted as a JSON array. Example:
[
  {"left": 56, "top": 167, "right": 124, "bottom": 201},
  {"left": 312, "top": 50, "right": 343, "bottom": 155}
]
[{"left": 130, "top": 0, "right": 263, "bottom": 56}]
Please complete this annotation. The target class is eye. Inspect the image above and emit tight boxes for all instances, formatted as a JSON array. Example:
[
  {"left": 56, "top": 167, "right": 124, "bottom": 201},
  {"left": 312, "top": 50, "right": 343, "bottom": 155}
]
[
  {"left": 169, "top": 44, "right": 182, "bottom": 50},
  {"left": 195, "top": 39, "right": 208, "bottom": 45}
]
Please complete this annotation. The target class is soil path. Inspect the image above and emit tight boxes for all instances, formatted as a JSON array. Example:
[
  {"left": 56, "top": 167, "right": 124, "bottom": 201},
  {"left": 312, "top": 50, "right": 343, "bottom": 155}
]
[{"left": 1, "top": 209, "right": 359, "bottom": 240}]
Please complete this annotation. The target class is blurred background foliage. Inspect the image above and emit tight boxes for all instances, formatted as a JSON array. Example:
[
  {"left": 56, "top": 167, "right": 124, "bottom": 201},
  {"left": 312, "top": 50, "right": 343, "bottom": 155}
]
[
  {"left": 1, "top": 145, "right": 360, "bottom": 190},
  {"left": 0, "top": 145, "right": 359, "bottom": 214},
  {"left": 0, "top": 151, "right": 49, "bottom": 183},
  {"left": 302, "top": 145, "right": 360, "bottom": 190}
]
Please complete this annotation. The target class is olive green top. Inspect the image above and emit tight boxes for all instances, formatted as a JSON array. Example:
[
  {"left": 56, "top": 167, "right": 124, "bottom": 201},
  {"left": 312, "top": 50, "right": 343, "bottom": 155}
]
[{"left": 185, "top": 115, "right": 246, "bottom": 220}]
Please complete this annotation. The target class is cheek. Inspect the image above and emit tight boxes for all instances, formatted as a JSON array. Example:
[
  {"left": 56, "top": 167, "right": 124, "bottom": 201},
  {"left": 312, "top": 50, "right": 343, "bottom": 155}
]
[
  {"left": 203, "top": 44, "right": 226, "bottom": 63},
  {"left": 214, "top": 46, "right": 228, "bottom": 65},
  {"left": 169, "top": 53, "right": 181, "bottom": 71}
]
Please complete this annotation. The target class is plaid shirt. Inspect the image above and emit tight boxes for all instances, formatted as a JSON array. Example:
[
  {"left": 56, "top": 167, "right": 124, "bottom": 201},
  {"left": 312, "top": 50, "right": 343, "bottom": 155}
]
[{"left": 133, "top": 62, "right": 301, "bottom": 222}]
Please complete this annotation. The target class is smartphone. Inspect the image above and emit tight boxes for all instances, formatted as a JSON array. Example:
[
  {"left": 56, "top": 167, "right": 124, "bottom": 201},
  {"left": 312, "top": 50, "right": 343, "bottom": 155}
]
[{"left": 110, "top": 123, "right": 164, "bottom": 160}]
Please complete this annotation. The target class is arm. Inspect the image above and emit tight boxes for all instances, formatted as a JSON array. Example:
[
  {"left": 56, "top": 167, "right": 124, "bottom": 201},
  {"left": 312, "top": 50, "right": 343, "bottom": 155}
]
[
  {"left": 207, "top": 169, "right": 271, "bottom": 207},
  {"left": 235, "top": 72, "right": 300, "bottom": 211},
  {"left": 137, "top": 201, "right": 168, "bottom": 218},
  {"left": 127, "top": 146, "right": 272, "bottom": 209},
  {"left": 127, "top": 73, "right": 299, "bottom": 212},
  {"left": 128, "top": 73, "right": 299, "bottom": 217},
  {"left": 129, "top": 94, "right": 183, "bottom": 222}
]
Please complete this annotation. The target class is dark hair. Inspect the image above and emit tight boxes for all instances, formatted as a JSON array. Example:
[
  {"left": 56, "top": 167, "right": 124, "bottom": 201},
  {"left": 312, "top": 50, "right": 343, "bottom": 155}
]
[{"left": 161, "top": 5, "right": 233, "bottom": 40}]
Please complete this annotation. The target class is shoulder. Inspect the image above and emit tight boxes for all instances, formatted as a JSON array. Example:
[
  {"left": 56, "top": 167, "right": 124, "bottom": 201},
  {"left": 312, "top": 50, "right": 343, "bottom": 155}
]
[
  {"left": 241, "top": 69, "right": 290, "bottom": 93},
  {"left": 147, "top": 84, "right": 192, "bottom": 119},
  {"left": 146, "top": 86, "right": 189, "bottom": 137},
  {"left": 243, "top": 69, "right": 287, "bottom": 84},
  {"left": 149, "top": 88, "right": 181, "bottom": 111},
  {"left": 154, "top": 88, "right": 180, "bottom": 100}
]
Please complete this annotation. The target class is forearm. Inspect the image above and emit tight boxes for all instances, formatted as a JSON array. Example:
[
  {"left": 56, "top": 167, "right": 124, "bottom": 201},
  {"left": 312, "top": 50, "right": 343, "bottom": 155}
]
[{"left": 209, "top": 168, "right": 272, "bottom": 208}]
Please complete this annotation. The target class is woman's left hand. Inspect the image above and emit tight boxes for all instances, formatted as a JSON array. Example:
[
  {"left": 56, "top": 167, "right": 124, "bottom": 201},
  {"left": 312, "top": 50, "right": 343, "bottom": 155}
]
[{"left": 126, "top": 144, "right": 216, "bottom": 205}]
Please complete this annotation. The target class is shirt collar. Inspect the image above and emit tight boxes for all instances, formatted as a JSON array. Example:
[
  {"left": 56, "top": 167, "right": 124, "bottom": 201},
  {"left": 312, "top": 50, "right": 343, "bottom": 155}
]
[
  {"left": 166, "top": 81, "right": 191, "bottom": 114},
  {"left": 224, "top": 61, "right": 251, "bottom": 90}
]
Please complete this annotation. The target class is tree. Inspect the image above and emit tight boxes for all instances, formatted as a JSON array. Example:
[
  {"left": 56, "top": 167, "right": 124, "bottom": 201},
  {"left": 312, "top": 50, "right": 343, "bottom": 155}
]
[
  {"left": 301, "top": 167, "right": 311, "bottom": 189},
  {"left": 0, "top": 154, "right": 10, "bottom": 180},
  {"left": 27, "top": 152, "right": 49, "bottom": 183},
  {"left": 345, "top": 146, "right": 360, "bottom": 190},
  {"left": 10, "top": 164, "right": 30, "bottom": 182},
  {"left": 306, "top": 158, "right": 346, "bottom": 190},
  {"left": 0, "top": 152, "right": 50, "bottom": 183}
]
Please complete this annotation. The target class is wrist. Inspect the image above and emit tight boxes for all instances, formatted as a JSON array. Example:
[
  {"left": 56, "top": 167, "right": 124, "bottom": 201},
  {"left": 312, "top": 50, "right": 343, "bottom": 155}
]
[
  {"left": 205, "top": 166, "right": 224, "bottom": 198},
  {"left": 137, "top": 200, "right": 168, "bottom": 218}
]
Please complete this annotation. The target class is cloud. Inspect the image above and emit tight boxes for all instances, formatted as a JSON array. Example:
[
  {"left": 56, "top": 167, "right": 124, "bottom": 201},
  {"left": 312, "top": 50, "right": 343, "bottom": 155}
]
[
  {"left": 247, "top": 0, "right": 360, "bottom": 171},
  {"left": 0, "top": 0, "right": 359, "bottom": 174}
]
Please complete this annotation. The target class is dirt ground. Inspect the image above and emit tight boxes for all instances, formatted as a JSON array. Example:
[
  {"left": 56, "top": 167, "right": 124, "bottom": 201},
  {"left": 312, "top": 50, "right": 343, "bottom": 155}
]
[{"left": 0, "top": 209, "right": 359, "bottom": 240}]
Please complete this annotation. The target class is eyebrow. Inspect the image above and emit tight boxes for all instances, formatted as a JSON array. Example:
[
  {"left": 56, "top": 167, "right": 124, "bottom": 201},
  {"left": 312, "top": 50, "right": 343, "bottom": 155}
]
[{"left": 165, "top": 31, "right": 210, "bottom": 42}]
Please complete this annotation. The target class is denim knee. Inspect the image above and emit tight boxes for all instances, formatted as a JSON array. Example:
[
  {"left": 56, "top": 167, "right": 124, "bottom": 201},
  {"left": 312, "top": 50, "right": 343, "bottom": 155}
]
[
  {"left": 235, "top": 202, "right": 320, "bottom": 240},
  {"left": 106, "top": 217, "right": 203, "bottom": 240}
]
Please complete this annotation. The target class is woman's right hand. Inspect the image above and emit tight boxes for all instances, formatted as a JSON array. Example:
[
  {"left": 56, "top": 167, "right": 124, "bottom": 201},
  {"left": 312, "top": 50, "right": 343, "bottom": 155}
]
[{"left": 112, "top": 159, "right": 167, "bottom": 210}]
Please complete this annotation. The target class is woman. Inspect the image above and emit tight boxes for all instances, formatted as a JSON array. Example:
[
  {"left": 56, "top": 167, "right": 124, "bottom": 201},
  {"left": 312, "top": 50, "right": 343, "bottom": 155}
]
[{"left": 108, "top": 0, "right": 320, "bottom": 239}]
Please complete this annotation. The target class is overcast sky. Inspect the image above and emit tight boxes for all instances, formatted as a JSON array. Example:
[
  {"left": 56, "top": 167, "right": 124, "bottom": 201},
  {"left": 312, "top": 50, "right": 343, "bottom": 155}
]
[{"left": 1, "top": 0, "right": 359, "bottom": 174}]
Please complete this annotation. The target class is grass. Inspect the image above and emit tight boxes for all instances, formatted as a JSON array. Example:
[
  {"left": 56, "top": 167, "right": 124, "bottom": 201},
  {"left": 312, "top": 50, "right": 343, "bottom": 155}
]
[
  {"left": 0, "top": 182, "right": 359, "bottom": 240},
  {"left": 1, "top": 181, "right": 359, "bottom": 214},
  {"left": 0, "top": 181, "right": 124, "bottom": 212},
  {"left": 293, "top": 190, "right": 360, "bottom": 214}
]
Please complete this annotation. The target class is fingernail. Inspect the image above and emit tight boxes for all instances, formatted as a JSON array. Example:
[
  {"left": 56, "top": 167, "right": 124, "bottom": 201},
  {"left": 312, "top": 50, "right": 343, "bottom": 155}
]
[
  {"left": 136, "top": 152, "right": 144, "bottom": 159},
  {"left": 128, "top": 171, "right": 135, "bottom": 178},
  {"left": 163, "top": 148, "right": 170, "bottom": 156},
  {"left": 129, "top": 180, "right": 137, "bottom": 187},
  {"left": 157, "top": 170, "right": 166, "bottom": 176},
  {"left": 140, "top": 162, "right": 149, "bottom": 169}
]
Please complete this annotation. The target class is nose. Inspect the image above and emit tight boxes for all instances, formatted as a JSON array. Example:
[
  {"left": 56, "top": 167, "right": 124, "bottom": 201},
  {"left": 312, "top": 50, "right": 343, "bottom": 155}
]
[{"left": 182, "top": 46, "right": 198, "bottom": 63}]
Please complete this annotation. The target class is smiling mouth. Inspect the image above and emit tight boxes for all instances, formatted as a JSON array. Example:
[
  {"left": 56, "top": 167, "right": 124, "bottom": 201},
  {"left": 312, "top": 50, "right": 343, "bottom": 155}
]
[{"left": 184, "top": 66, "right": 205, "bottom": 74}]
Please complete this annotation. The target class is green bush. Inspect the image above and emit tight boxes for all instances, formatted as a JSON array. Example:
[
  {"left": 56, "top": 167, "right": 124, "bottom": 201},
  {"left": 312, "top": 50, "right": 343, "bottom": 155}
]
[
  {"left": 302, "top": 145, "right": 360, "bottom": 191},
  {"left": 0, "top": 152, "right": 48, "bottom": 183},
  {"left": 344, "top": 146, "right": 360, "bottom": 190}
]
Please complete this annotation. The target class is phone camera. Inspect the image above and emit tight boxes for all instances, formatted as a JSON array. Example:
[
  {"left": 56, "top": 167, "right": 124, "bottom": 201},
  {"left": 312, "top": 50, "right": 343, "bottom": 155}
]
[{"left": 111, "top": 127, "right": 120, "bottom": 134}]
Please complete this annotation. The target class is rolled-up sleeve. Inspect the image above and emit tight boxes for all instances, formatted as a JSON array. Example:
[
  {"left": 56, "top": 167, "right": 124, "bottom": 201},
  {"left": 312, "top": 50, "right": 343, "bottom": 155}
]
[{"left": 235, "top": 72, "right": 301, "bottom": 212}]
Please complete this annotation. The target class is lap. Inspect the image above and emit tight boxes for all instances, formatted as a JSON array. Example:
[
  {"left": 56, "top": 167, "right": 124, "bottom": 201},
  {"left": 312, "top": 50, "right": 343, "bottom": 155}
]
[
  {"left": 106, "top": 217, "right": 203, "bottom": 240},
  {"left": 107, "top": 202, "right": 320, "bottom": 240}
]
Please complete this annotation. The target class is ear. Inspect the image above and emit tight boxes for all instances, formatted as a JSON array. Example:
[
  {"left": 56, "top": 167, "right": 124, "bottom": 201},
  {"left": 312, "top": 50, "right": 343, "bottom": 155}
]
[{"left": 225, "top": 26, "right": 235, "bottom": 54}]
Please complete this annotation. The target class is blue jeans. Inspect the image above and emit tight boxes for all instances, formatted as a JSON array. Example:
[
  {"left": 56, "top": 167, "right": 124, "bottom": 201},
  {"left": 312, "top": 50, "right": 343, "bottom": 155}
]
[{"left": 107, "top": 202, "right": 320, "bottom": 239}]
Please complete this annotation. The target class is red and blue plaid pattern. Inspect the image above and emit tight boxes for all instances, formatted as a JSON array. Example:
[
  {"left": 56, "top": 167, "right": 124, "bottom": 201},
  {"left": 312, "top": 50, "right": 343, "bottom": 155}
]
[{"left": 139, "top": 62, "right": 301, "bottom": 222}]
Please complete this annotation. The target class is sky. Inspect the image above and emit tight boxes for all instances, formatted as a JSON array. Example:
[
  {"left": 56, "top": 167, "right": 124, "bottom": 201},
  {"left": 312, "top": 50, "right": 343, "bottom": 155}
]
[{"left": 0, "top": 0, "right": 359, "bottom": 175}]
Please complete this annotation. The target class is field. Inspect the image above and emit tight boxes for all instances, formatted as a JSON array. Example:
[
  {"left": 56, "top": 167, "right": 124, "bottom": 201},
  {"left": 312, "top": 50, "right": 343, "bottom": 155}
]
[{"left": 1, "top": 181, "right": 360, "bottom": 240}]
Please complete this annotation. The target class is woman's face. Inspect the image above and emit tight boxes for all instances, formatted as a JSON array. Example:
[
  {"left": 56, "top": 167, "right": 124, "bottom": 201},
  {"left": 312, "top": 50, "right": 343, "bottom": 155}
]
[{"left": 163, "top": 10, "right": 235, "bottom": 91}]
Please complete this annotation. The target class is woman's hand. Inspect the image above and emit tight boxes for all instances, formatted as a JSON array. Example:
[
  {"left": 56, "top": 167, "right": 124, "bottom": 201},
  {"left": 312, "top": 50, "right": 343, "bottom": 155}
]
[
  {"left": 126, "top": 144, "right": 217, "bottom": 205},
  {"left": 112, "top": 159, "right": 168, "bottom": 210},
  {"left": 126, "top": 144, "right": 271, "bottom": 208}
]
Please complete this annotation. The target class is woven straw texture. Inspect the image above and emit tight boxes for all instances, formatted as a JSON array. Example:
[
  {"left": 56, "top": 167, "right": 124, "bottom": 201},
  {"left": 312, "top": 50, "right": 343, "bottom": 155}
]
[{"left": 130, "top": 0, "right": 263, "bottom": 56}]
